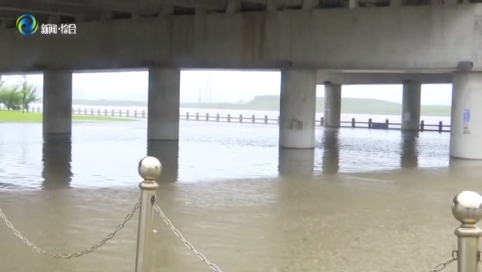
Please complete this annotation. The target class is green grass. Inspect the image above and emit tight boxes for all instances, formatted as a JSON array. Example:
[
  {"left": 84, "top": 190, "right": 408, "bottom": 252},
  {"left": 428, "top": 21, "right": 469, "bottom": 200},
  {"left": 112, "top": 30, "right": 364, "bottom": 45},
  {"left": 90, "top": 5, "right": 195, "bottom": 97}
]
[
  {"left": 70, "top": 96, "right": 452, "bottom": 117},
  {"left": 0, "top": 110, "right": 136, "bottom": 123}
]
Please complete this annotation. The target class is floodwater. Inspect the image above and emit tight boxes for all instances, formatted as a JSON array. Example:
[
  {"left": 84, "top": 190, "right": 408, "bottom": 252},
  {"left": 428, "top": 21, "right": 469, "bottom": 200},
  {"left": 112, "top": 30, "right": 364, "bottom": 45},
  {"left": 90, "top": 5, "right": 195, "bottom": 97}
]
[{"left": 0, "top": 117, "right": 480, "bottom": 272}]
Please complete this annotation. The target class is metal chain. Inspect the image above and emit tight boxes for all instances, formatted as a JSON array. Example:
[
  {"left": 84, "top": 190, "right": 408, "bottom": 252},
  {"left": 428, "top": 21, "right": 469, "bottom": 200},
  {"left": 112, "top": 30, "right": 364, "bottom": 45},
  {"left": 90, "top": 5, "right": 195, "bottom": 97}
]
[
  {"left": 153, "top": 204, "right": 223, "bottom": 272},
  {"left": 0, "top": 202, "right": 140, "bottom": 259},
  {"left": 431, "top": 250, "right": 457, "bottom": 272}
]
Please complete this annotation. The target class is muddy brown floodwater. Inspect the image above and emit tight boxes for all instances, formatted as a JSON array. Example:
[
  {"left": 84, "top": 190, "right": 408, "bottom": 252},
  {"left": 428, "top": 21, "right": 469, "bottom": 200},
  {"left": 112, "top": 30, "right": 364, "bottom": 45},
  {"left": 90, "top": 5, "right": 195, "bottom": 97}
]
[{"left": 0, "top": 120, "right": 478, "bottom": 272}]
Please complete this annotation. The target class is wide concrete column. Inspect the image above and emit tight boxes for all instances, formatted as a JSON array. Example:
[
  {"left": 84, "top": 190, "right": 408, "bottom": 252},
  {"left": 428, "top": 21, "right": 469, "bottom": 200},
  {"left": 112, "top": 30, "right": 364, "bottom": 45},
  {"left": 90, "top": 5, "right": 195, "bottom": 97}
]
[
  {"left": 147, "top": 140, "right": 179, "bottom": 183},
  {"left": 279, "top": 69, "right": 317, "bottom": 149},
  {"left": 450, "top": 72, "right": 482, "bottom": 160},
  {"left": 401, "top": 80, "right": 421, "bottom": 131},
  {"left": 147, "top": 68, "right": 181, "bottom": 141},
  {"left": 323, "top": 82, "right": 341, "bottom": 128},
  {"left": 42, "top": 70, "right": 72, "bottom": 137}
]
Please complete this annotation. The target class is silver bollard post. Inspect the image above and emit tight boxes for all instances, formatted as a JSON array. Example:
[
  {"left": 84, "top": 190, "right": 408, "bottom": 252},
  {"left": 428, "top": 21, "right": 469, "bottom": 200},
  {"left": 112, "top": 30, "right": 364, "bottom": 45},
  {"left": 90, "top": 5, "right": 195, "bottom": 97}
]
[
  {"left": 135, "top": 156, "right": 162, "bottom": 272},
  {"left": 452, "top": 191, "right": 482, "bottom": 272}
]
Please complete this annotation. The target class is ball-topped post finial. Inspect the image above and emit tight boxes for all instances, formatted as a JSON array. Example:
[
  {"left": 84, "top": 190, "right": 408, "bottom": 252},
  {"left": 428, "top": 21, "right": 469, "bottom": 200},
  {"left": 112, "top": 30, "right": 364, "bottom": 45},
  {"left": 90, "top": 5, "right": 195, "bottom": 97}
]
[
  {"left": 452, "top": 191, "right": 482, "bottom": 225},
  {"left": 138, "top": 156, "right": 162, "bottom": 181}
]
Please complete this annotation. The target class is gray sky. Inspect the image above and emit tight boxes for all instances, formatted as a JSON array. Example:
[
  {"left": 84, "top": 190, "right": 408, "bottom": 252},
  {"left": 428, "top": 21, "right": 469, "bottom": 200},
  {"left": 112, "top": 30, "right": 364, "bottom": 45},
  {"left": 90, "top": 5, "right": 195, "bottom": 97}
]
[{"left": 2, "top": 71, "right": 452, "bottom": 105}]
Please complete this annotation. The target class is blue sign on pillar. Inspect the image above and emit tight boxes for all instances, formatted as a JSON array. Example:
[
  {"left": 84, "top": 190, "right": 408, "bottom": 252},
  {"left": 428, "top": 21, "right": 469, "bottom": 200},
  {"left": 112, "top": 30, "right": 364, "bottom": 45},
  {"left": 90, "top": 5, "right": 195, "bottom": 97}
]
[{"left": 463, "top": 109, "right": 470, "bottom": 135}]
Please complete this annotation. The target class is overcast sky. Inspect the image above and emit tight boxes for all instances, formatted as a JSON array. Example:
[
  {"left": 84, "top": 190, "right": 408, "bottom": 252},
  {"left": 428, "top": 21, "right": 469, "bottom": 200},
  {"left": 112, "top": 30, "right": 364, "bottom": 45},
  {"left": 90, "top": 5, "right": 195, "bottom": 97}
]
[{"left": 2, "top": 71, "right": 452, "bottom": 105}]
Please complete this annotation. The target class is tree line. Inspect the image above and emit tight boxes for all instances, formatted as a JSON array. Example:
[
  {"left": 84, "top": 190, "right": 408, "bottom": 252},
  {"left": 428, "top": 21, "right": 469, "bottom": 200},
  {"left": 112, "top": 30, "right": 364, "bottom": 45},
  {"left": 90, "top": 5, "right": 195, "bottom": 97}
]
[{"left": 0, "top": 76, "right": 38, "bottom": 112}]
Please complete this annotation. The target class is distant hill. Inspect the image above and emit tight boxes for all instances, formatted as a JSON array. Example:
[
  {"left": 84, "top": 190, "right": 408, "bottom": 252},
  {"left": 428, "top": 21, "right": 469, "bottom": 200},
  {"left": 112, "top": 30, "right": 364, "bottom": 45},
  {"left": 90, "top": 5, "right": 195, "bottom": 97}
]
[{"left": 71, "top": 95, "right": 451, "bottom": 116}]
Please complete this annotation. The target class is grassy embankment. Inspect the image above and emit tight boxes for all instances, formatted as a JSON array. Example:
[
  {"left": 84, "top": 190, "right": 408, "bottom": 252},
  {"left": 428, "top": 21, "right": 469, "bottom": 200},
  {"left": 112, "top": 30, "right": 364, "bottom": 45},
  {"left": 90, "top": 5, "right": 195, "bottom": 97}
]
[
  {"left": 0, "top": 110, "right": 135, "bottom": 123},
  {"left": 73, "top": 95, "right": 451, "bottom": 116}
]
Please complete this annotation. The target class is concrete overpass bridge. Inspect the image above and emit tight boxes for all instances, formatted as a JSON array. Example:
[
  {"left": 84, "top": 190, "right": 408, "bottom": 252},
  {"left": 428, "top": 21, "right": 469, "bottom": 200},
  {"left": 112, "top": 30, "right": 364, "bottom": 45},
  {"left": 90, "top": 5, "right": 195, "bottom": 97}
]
[{"left": 1, "top": 0, "right": 481, "bottom": 159}]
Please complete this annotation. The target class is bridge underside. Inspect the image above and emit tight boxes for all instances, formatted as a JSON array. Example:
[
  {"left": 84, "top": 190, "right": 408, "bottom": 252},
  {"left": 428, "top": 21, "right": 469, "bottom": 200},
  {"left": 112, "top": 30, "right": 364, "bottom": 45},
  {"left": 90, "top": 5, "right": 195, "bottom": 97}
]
[
  {"left": 0, "top": 5, "right": 480, "bottom": 73},
  {"left": 0, "top": 0, "right": 476, "bottom": 26},
  {"left": 2, "top": 2, "right": 482, "bottom": 160}
]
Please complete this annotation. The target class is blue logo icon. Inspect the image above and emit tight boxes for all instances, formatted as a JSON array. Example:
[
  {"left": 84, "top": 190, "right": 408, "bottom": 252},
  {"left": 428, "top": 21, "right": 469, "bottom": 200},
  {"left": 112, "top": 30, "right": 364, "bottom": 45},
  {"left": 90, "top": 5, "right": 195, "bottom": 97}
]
[{"left": 16, "top": 14, "right": 38, "bottom": 36}]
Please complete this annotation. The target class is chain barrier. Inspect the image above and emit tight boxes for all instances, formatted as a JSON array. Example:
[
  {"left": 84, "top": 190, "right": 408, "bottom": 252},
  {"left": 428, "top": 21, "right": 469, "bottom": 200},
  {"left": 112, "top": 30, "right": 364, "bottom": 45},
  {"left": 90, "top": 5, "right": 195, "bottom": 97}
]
[
  {"left": 0, "top": 202, "right": 140, "bottom": 259},
  {"left": 153, "top": 204, "right": 223, "bottom": 272},
  {"left": 430, "top": 250, "right": 457, "bottom": 272}
]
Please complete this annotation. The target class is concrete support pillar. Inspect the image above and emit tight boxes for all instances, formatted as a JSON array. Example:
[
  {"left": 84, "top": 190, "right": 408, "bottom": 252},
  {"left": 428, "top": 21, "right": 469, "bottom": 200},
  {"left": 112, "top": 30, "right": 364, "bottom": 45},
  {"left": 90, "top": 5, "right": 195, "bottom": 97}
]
[
  {"left": 147, "top": 140, "right": 179, "bottom": 183},
  {"left": 450, "top": 72, "right": 482, "bottom": 159},
  {"left": 42, "top": 70, "right": 72, "bottom": 137},
  {"left": 279, "top": 69, "right": 317, "bottom": 149},
  {"left": 147, "top": 68, "right": 181, "bottom": 141},
  {"left": 401, "top": 80, "right": 421, "bottom": 131},
  {"left": 349, "top": 0, "right": 358, "bottom": 8},
  {"left": 323, "top": 82, "right": 341, "bottom": 128}
]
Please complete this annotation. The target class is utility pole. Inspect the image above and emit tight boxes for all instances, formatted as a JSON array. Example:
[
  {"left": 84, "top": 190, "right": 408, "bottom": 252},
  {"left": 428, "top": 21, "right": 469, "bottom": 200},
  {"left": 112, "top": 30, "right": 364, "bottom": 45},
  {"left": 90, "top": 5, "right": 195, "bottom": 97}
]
[{"left": 206, "top": 71, "right": 212, "bottom": 102}]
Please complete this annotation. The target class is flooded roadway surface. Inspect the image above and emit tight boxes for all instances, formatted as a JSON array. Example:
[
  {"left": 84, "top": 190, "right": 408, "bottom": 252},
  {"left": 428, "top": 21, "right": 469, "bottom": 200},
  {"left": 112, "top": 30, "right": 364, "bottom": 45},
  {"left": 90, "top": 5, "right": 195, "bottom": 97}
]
[{"left": 0, "top": 119, "right": 480, "bottom": 272}]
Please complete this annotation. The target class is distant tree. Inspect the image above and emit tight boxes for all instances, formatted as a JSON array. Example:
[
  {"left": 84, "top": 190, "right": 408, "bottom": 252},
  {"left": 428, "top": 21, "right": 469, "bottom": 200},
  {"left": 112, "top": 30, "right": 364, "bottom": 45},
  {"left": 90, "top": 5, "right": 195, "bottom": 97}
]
[
  {"left": 18, "top": 75, "right": 38, "bottom": 112},
  {"left": 0, "top": 86, "right": 22, "bottom": 110},
  {"left": 0, "top": 88, "right": 4, "bottom": 109},
  {"left": 0, "top": 76, "right": 6, "bottom": 110}
]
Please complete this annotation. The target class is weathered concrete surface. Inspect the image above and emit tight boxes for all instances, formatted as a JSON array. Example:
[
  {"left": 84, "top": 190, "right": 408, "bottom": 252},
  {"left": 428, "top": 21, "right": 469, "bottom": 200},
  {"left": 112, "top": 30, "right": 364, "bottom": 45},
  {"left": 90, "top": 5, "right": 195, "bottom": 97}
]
[
  {"left": 0, "top": 5, "right": 477, "bottom": 72},
  {"left": 279, "top": 69, "right": 317, "bottom": 149},
  {"left": 42, "top": 70, "right": 72, "bottom": 136},
  {"left": 147, "top": 68, "right": 181, "bottom": 141},
  {"left": 324, "top": 83, "right": 342, "bottom": 128},
  {"left": 450, "top": 72, "right": 482, "bottom": 160},
  {"left": 317, "top": 72, "right": 452, "bottom": 84},
  {"left": 401, "top": 81, "right": 421, "bottom": 131}
]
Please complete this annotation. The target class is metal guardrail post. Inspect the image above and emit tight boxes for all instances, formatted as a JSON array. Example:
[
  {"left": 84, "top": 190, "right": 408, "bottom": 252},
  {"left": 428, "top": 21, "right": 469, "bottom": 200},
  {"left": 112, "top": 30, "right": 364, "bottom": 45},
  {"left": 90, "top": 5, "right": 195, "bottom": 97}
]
[
  {"left": 135, "top": 156, "right": 162, "bottom": 272},
  {"left": 452, "top": 191, "right": 482, "bottom": 272}
]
